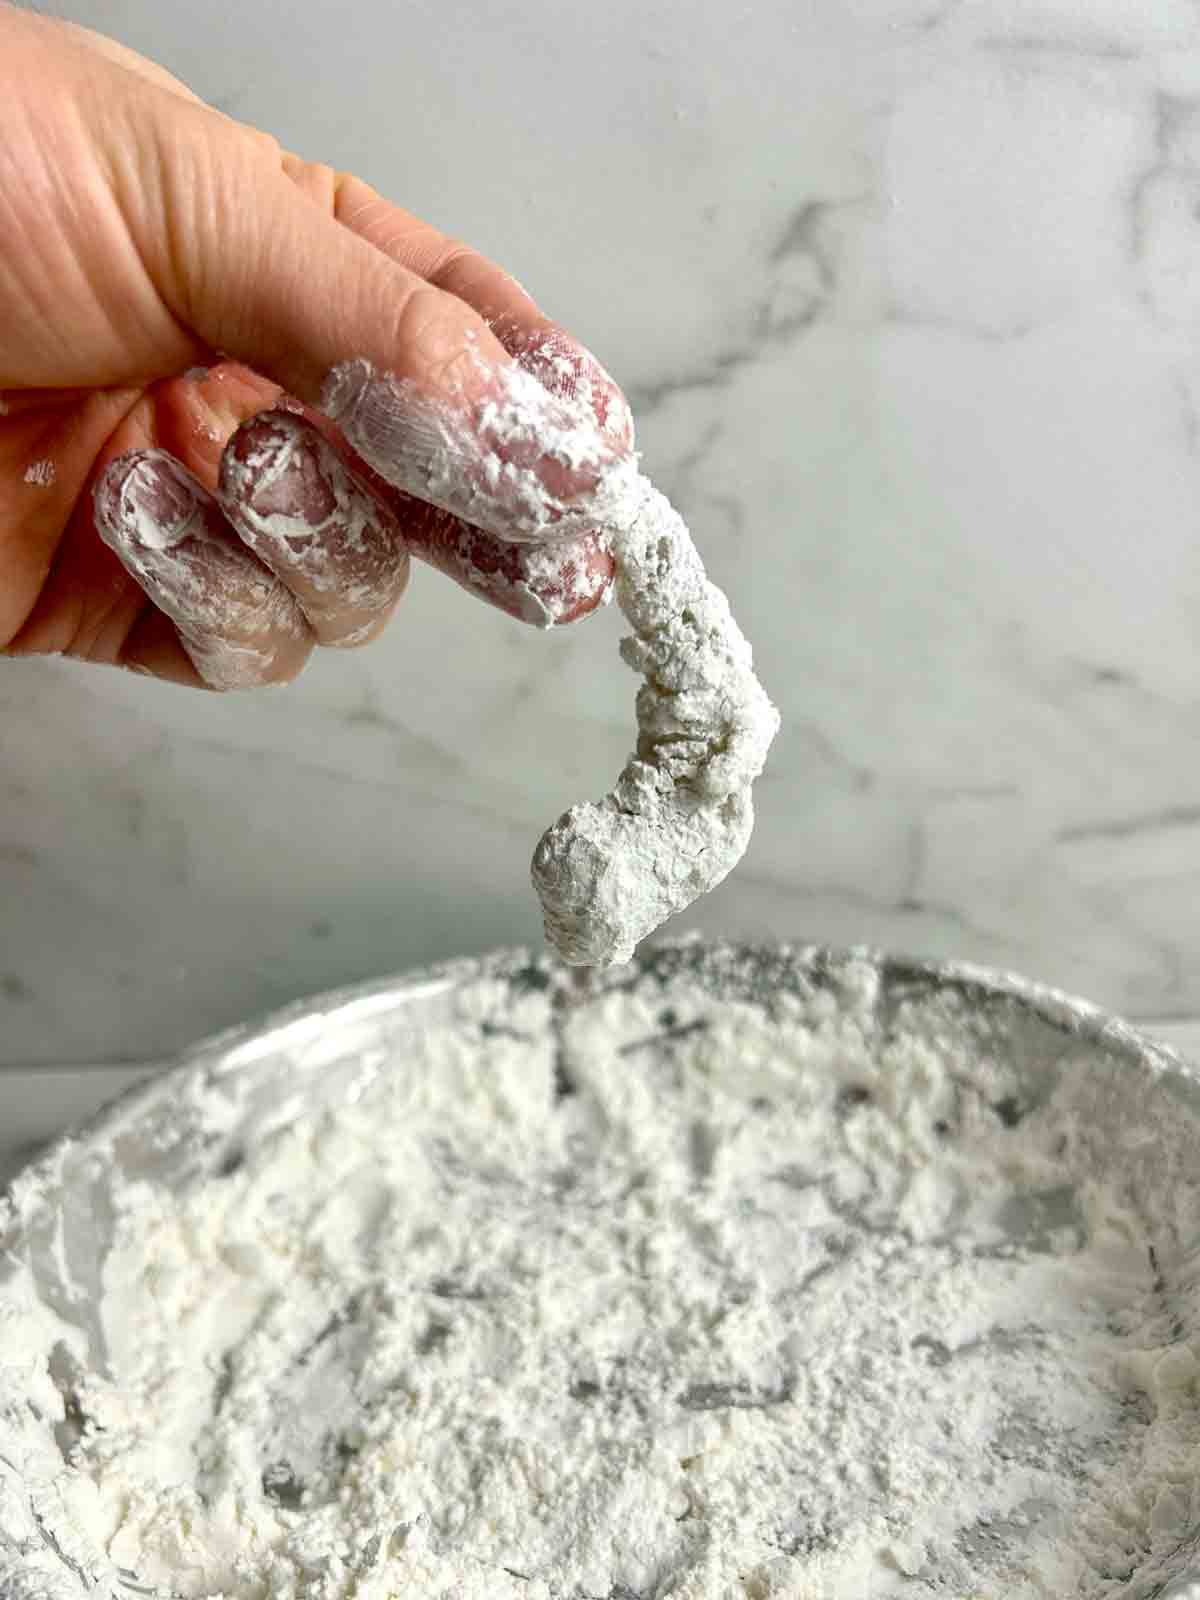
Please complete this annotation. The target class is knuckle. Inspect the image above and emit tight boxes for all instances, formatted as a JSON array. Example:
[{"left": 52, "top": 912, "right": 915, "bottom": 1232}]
[
  {"left": 388, "top": 287, "right": 481, "bottom": 388},
  {"left": 278, "top": 150, "right": 338, "bottom": 206},
  {"left": 425, "top": 239, "right": 482, "bottom": 289}
]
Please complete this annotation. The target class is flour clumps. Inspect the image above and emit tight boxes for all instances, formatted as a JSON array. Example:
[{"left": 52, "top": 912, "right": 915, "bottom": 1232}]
[{"left": 532, "top": 476, "right": 779, "bottom": 966}]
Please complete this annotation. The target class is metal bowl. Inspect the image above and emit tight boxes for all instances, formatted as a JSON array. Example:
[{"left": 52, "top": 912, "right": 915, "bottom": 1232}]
[{"left": 2, "top": 941, "right": 1198, "bottom": 1599}]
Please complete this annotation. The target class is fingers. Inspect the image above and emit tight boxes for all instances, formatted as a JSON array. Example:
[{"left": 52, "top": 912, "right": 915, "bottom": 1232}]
[
  {"left": 147, "top": 344, "right": 622, "bottom": 653},
  {"left": 401, "top": 507, "right": 614, "bottom": 628},
  {"left": 94, "top": 449, "right": 312, "bottom": 690},
  {"left": 218, "top": 411, "right": 410, "bottom": 647},
  {"left": 318, "top": 346, "right": 632, "bottom": 548},
  {"left": 218, "top": 407, "right": 612, "bottom": 632},
  {"left": 89, "top": 400, "right": 610, "bottom": 693},
  {"left": 158, "top": 347, "right": 621, "bottom": 634},
  {"left": 87, "top": 372, "right": 613, "bottom": 692}
]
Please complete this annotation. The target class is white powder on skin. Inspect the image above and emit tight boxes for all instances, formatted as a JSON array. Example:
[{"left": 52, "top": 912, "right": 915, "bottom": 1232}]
[
  {"left": 217, "top": 412, "right": 410, "bottom": 631},
  {"left": 322, "top": 355, "right": 638, "bottom": 549},
  {"left": 94, "top": 452, "right": 308, "bottom": 691},
  {"left": 1, "top": 956, "right": 1198, "bottom": 1599},
  {"left": 442, "top": 528, "right": 615, "bottom": 631},
  {"left": 323, "top": 355, "right": 779, "bottom": 966}
]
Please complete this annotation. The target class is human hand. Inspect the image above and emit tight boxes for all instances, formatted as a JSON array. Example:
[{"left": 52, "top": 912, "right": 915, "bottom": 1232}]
[{"left": 0, "top": 9, "right": 632, "bottom": 690}]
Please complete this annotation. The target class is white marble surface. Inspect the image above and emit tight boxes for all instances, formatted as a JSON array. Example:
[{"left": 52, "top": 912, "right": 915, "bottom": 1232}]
[{"left": 5, "top": 0, "right": 1200, "bottom": 1065}]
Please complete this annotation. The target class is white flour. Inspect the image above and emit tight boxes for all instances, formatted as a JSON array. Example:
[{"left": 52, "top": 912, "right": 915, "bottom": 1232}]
[
  {"left": 217, "top": 411, "right": 409, "bottom": 629},
  {"left": 322, "top": 354, "right": 641, "bottom": 549},
  {"left": 532, "top": 478, "right": 779, "bottom": 966},
  {"left": 1, "top": 957, "right": 1197, "bottom": 1599},
  {"left": 323, "top": 354, "right": 779, "bottom": 966},
  {"left": 94, "top": 452, "right": 308, "bottom": 690}
]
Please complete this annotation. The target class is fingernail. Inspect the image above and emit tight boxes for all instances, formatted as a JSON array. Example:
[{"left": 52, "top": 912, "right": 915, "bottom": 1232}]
[
  {"left": 95, "top": 450, "right": 307, "bottom": 691},
  {"left": 321, "top": 357, "right": 638, "bottom": 545},
  {"left": 508, "top": 534, "right": 616, "bottom": 627},
  {"left": 513, "top": 331, "right": 635, "bottom": 449},
  {"left": 409, "top": 517, "right": 614, "bottom": 628},
  {"left": 219, "top": 411, "right": 409, "bottom": 624},
  {"left": 95, "top": 450, "right": 208, "bottom": 555},
  {"left": 221, "top": 412, "right": 342, "bottom": 530}
]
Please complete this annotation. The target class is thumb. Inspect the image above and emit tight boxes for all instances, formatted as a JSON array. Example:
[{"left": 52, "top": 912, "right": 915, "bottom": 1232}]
[
  {"left": 167, "top": 143, "right": 501, "bottom": 406},
  {"left": 129, "top": 110, "right": 628, "bottom": 542}
]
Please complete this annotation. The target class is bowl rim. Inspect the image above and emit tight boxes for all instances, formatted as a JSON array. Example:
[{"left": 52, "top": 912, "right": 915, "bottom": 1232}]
[{"left": 4, "top": 938, "right": 1195, "bottom": 1206}]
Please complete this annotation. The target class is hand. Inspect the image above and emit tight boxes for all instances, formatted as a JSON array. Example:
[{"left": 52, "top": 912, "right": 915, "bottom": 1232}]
[{"left": 0, "top": 9, "right": 632, "bottom": 690}]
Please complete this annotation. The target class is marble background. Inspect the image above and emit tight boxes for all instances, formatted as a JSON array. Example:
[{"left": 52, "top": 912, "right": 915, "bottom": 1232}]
[{"left": 5, "top": 0, "right": 1200, "bottom": 1066}]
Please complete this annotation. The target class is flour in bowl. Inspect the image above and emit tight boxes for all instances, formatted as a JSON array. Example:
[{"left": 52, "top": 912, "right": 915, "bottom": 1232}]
[{"left": 1, "top": 953, "right": 1198, "bottom": 1599}]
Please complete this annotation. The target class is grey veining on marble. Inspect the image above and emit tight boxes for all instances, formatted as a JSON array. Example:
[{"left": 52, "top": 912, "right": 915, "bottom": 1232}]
[{"left": 5, "top": 0, "right": 1200, "bottom": 1063}]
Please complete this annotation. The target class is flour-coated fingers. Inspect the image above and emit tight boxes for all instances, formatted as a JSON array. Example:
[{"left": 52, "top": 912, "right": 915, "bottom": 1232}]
[
  {"left": 94, "top": 449, "right": 312, "bottom": 690},
  {"left": 219, "top": 410, "right": 410, "bottom": 647}
]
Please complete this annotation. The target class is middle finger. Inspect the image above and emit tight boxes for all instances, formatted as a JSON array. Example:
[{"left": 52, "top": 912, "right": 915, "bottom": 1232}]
[{"left": 219, "top": 410, "right": 410, "bottom": 647}]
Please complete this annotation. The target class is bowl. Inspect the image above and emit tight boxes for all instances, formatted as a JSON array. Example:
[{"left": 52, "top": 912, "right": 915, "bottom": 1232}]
[{"left": 1, "top": 941, "right": 1198, "bottom": 1599}]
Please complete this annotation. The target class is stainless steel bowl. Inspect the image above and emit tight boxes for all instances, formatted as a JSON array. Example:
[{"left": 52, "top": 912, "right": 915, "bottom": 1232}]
[{"left": 2, "top": 941, "right": 1199, "bottom": 1598}]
